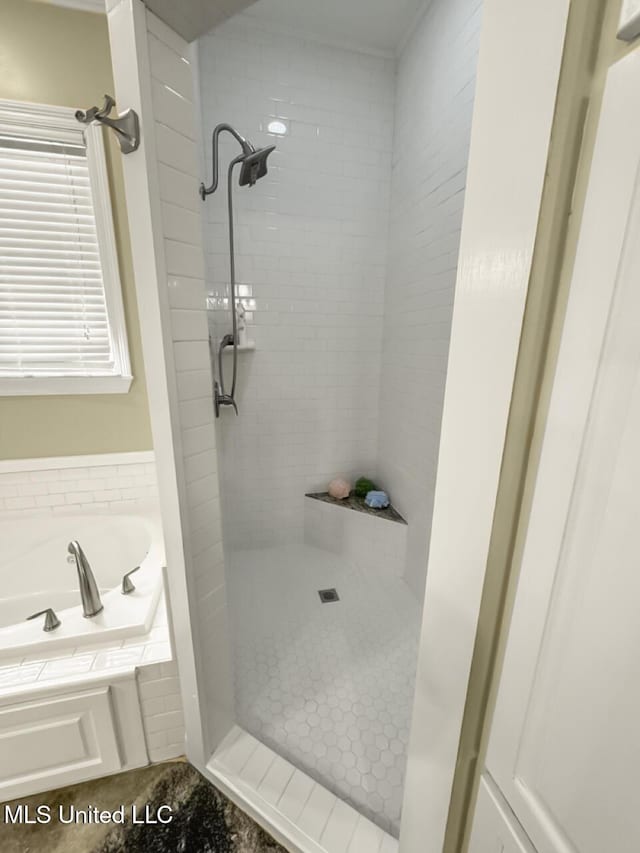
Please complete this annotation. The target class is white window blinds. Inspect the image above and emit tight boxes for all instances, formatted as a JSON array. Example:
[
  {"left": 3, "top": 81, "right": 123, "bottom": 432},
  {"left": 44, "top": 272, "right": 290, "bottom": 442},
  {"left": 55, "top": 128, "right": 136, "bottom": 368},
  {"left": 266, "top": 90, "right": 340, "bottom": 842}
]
[
  {"left": 0, "top": 99, "right": 131, "bottom": 395},
  {"left": 0, "top": 135, "right": 115, "bottom": 376}
]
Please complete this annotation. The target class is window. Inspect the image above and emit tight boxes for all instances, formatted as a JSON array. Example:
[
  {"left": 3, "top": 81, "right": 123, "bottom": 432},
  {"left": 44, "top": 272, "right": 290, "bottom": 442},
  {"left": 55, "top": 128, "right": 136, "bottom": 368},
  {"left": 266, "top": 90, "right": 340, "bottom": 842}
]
[{"left": 0, "top": 99, "right": 132, "bottom": 395}]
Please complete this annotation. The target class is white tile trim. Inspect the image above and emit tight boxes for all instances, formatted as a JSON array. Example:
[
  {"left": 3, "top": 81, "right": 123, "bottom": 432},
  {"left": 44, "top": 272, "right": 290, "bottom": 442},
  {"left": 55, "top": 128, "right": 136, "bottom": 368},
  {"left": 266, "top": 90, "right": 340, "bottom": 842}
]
[
  {"left": 0, "top": 451, "right": 154, "bottom": 474},
  {"left": 206, "top": 727, "right": 397, "bottom": 853},
  {"left": 0, "top": 595, "right": 172, "bottom": 698}
]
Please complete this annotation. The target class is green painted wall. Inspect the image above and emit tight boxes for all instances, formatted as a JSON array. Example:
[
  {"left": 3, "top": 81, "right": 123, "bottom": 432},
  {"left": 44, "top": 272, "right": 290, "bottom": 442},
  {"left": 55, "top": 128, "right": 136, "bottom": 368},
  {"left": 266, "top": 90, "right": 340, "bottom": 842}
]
[{"left": 0, "top": 0, "right": 152, "bottom": 460}]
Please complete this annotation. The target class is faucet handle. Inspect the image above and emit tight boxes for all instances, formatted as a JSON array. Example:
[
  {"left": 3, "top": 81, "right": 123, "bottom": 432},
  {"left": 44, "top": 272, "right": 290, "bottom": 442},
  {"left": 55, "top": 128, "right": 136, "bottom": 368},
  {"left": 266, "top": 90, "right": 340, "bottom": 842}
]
[
  {"left": 121, "top": 566, "right": 140, "bottom": 595},
  {"left": 27, "top": 608, "right": 61, "bottom": 632}
]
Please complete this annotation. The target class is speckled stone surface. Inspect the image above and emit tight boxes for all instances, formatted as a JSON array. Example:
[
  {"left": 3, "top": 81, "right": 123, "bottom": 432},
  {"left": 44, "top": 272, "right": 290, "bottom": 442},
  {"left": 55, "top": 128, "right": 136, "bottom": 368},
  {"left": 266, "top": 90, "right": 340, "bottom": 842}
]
[
  {"left": 305, "top": 491, "right": 407, "bottom": 524},
  {"left": 0, "top": 762, "right": 286, "bottom": 853}
]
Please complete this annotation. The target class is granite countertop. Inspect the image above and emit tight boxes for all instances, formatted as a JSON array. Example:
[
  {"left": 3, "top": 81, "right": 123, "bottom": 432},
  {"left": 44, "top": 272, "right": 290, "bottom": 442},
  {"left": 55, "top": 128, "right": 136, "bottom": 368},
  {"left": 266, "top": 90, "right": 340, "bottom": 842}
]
[{"left": 305, "top": 491, "right": 407, "bottom": 524}]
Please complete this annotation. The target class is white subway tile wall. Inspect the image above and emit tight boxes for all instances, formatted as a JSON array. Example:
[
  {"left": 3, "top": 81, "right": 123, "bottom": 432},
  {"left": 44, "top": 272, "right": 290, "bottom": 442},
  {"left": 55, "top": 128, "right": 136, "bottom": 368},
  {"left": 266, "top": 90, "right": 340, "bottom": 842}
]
[
  {"left": 0, "top": 453, "right": 158, "bottom": 516},
  {"left": 145, "top": 10, "right": 235, "bottom": 747},
  {"left": 197, "top": 17, "right": 395, "bottom": 551},
  {"left": 377, "top": 0, "right": 483, "bottom": 599},
  {"left": 139, "top": 659, "right": 186, "bottom": 762}
]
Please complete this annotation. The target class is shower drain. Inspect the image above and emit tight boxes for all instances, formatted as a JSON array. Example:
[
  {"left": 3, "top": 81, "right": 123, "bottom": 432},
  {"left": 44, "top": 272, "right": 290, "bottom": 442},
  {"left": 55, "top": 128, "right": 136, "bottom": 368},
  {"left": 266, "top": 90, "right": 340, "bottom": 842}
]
[{"left": 318, "top": 588, "right": 340, "bottom": 603}]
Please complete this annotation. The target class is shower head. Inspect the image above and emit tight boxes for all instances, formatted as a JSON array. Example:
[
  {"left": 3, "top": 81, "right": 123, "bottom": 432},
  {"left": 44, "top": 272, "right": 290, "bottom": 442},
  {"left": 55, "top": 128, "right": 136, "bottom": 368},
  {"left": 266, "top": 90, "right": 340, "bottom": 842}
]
[
  {"left": 238, "top": 145, "right": 276, "bottom": 187},
  {"left": 200, "top": 123, "right": 276, "bottom": 199}
]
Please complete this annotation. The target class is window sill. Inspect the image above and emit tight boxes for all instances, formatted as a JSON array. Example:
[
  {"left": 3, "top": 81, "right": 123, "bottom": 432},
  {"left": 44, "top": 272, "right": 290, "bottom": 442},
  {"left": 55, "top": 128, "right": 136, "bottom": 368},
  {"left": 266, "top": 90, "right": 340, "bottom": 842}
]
[{"left": 0, "top": 375, "right": 134, "bottom": 397}]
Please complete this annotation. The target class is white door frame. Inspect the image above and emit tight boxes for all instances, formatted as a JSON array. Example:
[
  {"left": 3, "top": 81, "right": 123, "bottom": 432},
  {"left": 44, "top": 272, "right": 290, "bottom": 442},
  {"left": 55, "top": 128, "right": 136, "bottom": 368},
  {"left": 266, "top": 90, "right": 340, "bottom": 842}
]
[
  {"left": 105, "top": 0, "right": 211, "bottom": 765},
  {"left": 104, "top": 0, "right": 570, "bottom": 848},
  {"left": 399, "top": 1, "right": 569, "bottom": 850},
  {"left": 472, "top": 46, "right": 640, "bottom": 853}
]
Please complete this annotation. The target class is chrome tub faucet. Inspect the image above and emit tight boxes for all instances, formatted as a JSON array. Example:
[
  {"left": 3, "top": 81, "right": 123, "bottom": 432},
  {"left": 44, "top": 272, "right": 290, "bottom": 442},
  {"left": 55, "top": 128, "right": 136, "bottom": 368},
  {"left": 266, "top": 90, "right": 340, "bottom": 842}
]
[{"left": 67, "top": 541, "right": 103, "bottom": 617}]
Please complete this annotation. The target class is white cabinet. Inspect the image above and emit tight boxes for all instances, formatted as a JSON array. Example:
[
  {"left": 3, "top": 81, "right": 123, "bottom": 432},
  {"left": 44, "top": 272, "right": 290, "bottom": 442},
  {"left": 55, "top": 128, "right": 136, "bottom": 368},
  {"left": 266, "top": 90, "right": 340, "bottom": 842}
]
[
  {"left": 0, "top": 673, "right": 148, "bottom": 801},
  {"left": 471, "top": 49, "right": 640, "bottom": 853},
  {"left": 0, "top": 687, "right": 121, "bottom": 800}
]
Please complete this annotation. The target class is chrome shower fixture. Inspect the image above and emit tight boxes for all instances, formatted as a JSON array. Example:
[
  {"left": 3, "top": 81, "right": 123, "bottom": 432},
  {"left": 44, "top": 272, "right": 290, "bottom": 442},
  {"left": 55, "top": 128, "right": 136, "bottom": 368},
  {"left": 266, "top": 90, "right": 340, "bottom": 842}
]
[
  {"left": 200, "top": 123, "right": 276, "bottom": 417},
  {"left": 75, "top": 94, "right": 140, "bottom": 154},
  {"left": 200, "top": 122, "right": 275, "bottom": 198}
]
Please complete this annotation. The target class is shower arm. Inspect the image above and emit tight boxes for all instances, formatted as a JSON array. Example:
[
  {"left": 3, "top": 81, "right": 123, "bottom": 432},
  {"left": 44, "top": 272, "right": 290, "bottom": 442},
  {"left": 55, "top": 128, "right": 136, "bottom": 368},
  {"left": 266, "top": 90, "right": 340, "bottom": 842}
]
[{"left": 200, "top": 123, "right": 254, "bottom": 200}]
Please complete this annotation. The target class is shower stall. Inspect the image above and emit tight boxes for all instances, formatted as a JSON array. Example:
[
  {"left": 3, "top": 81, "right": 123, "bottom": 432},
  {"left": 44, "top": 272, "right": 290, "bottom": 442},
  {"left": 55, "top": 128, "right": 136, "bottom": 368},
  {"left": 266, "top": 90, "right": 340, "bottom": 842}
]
[
  {"left": 104, "top": 0, "right": 511, "bottom": 846},
  {"left": 194, "top": 0, "right": 482, "bottom": 837}
]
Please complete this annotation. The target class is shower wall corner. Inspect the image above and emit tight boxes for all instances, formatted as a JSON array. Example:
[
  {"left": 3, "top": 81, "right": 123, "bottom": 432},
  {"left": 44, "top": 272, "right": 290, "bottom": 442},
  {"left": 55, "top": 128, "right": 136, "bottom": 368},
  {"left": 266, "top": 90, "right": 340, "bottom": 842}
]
[{"left": 105, "top": 0, "right": 234, "bottom": 767}]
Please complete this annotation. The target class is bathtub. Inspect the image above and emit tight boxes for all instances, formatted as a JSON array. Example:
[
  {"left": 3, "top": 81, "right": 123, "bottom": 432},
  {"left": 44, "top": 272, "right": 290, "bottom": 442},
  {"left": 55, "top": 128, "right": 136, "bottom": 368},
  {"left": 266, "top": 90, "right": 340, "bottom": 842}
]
[{"left": 0, "top": 511, "right": 164, "bottom": 660}]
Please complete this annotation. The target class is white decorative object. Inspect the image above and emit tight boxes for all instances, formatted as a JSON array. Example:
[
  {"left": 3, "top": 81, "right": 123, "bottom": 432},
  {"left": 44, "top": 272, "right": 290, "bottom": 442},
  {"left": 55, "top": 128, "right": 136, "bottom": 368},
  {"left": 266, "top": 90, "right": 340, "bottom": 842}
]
[{"left": 618, "top": 0, "right": 640, "bottom": 40}]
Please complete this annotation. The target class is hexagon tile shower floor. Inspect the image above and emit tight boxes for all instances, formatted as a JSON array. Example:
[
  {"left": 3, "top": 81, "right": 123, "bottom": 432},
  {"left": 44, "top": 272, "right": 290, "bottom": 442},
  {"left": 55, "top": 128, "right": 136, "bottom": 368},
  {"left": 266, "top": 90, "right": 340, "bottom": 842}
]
[{"left": 227, "top": 543, "right": 421, "bottom": 836}]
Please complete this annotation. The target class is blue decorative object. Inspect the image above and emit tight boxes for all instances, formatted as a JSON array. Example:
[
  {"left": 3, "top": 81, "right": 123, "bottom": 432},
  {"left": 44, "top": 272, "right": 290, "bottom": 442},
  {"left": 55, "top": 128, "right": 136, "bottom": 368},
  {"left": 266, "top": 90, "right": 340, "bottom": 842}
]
[{"left": 365, "top": 490, "right": 390, "bottom": 509}]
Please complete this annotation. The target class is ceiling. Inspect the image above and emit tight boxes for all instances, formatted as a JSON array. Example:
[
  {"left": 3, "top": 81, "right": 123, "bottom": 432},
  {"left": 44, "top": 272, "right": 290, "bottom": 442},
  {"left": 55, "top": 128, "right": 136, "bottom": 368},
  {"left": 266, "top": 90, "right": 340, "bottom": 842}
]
[
  {"left": 242, "top": 0, "right": 427, "bottom": 55},
  {"left": 143, "top": 0, "right": 426, "bottom": 52},
  {"left": 53, "top": 0, "right": 427, "bottom": 52},
  {"left": 143, "top": 0, "right": 256, "bottom": 43}
]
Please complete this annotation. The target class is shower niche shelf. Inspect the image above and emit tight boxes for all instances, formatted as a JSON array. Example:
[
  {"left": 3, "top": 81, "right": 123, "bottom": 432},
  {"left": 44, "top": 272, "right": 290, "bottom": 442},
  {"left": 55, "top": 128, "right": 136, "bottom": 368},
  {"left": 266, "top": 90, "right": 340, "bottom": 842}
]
[
  {"left": 305, "top": 491, "right": 407, "bottom": 525},
  {"left": 304, "top": 492, "right": 408, "bottom": 580}
]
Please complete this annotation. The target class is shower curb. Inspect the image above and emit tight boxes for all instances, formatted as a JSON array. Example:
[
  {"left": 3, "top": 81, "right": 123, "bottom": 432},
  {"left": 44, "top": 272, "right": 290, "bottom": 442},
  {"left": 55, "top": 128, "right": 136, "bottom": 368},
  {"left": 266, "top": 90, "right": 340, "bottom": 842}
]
[{"left": 205, "top": 726, "right": 398, "bottom": 853}]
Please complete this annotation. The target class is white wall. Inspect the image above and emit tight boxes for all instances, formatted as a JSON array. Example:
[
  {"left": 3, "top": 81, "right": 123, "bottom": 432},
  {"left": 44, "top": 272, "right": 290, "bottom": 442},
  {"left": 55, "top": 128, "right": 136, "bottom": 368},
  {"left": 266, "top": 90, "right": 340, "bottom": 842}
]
[
  {"left": 197, "top": 16, "right": 395, "bottom": 550},
  {"left": 377, "top": 0, "right": 483, "bottom": 600}
]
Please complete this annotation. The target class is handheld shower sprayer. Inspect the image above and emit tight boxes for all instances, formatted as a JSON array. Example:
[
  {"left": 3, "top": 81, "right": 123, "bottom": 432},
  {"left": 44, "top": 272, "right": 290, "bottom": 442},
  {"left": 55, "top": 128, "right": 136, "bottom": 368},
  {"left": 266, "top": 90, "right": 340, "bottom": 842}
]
[{"left": 200, "top": 123, "right": 275, "bottom": 417}]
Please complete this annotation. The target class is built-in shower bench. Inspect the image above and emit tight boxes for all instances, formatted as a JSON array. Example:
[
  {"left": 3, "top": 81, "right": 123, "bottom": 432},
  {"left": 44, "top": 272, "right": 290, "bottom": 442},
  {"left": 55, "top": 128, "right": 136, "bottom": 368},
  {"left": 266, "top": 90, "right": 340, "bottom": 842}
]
[{"left": 304, "top": 492, "right": 408, "bottom": 578}]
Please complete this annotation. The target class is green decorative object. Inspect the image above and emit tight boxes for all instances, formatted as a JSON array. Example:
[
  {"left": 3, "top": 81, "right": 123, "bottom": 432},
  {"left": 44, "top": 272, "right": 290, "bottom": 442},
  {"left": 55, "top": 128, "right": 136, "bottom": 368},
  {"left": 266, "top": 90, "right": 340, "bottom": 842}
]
[{"left": 354, "top": 476, "right": 377, "bottom": 498}]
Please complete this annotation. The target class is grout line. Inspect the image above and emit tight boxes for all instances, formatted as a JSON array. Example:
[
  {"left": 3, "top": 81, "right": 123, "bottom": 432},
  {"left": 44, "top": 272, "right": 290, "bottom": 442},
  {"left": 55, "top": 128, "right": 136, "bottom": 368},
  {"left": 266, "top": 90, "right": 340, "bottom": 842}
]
[
  {"left": 344, "top": 814, "right": 363, "bottom": 853},
  {"left": 153, "top": 118, "right": 197, "bottom": 148},
  {"left": 236, "top": 735, "right": 261, "bottom": 776},
  {"left": 295, "top": 777, "right": 316, "bottom": 822},
  {"left": 319, "top": 797, "right": 339, "bottom": 845},
  {"left": 255, "top": 749, "right": 275, "bottom": 791}
]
